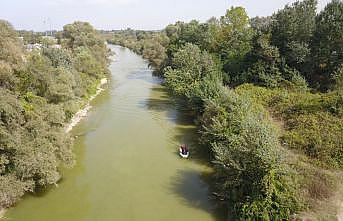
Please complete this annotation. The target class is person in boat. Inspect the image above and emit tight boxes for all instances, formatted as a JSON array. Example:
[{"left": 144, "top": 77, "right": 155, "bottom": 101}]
[{"left": 180, "top": 144, "right": 189, "bottom": 155}]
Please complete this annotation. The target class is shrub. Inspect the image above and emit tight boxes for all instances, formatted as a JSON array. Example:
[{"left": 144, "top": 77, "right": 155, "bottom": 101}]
[
  {"left": 0, "top": 175, "right": 32, "bottom": 208},
  {"left": 200, "top": 89, "right": 301, "bottom": 220},
  {"left": 236, "top": 84, "right": 343, "bottom": 168},
  {"left": 164, "top": 43, "right": 221, "bottom": 110}
]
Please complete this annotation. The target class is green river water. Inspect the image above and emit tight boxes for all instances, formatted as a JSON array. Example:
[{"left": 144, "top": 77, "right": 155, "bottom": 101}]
[{"left": 6, "top": 45, "right": 224, "bottom": 221}]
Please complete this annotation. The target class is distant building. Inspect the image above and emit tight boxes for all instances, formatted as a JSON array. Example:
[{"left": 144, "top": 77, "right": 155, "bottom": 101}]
[
  {"left": 50, "top": 44, "right": 62, "bottom": 49},
  {"left": 25, "top": 43, "right": 63, "bottom": 51},
  {"left": 26, "top": 43, "right": 42, "bottom": 51},
  {"left": 41, "top": 35, "right": 57, "bottom": 41}
]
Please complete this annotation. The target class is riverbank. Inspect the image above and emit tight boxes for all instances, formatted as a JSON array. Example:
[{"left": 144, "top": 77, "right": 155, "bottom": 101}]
[{"left": 65, "top": 78, "right": 108, "bottom": 133}]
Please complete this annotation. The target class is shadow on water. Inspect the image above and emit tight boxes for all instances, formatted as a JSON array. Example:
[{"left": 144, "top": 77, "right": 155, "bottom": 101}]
[
  {"left": 140, "top": 97, "right": 173, "bottom": 112},
  {"left": 149, "top": 86, "right": 166, "bottom": 93},
  {"left": 173, "top": 124, "right": 212, "bottom": 165},
  {"left": 126, "top": 70, "right": 159, "bottom": 85},
  {"left": 169, "top": 169, "right": 227, "bottom": 221},
  {"left": 143, "top": 85, "right": 212, "bottom": 163},
  {"left": 141, "top": 86, "right": 193, "bottom": 127}
]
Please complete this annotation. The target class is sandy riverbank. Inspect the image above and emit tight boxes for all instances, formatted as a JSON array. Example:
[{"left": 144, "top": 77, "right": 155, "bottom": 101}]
[{"left": 65, "top": 78, "right": 108, "bottom": 133}]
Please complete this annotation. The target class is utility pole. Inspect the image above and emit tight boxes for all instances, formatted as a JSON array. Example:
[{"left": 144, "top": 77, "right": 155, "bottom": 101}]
[
  {"left": 43, "top": 19, "right": 47, "bottom": 36},
  {"left": 43, "top": 18, "right": 52, "bottom": 36},
  {"left": 48, "top": 18, "right": 52, "bottom": 36}
]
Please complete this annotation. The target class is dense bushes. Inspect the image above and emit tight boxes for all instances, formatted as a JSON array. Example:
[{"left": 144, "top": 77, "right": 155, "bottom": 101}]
[
  {"left": 274, "top": 94, "right": 343, "bottom": 166},
  {"left": 0, "top": 21, "right": 109, "bottom": 208},
  {"left": 164, "top": 44, "right": 222, "bottom": 109},
  {"left": 200, "top": 89, "right": 301, "bottom": 220},
  {"left": 236, "top": 84, "right": 343, "bottom": 168},
  {"left": 0, "top": 88, "right": 72, "bottom": 205}
]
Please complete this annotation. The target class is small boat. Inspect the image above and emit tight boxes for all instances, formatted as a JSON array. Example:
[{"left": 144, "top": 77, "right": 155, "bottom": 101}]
[{"left": 179, "top": 147, "right": 189, "bottom": 158}]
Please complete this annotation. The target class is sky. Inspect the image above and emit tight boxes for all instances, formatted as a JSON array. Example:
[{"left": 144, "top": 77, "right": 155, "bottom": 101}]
[{"left": 0, "top": 0, "right": 331, "bottom": 31}]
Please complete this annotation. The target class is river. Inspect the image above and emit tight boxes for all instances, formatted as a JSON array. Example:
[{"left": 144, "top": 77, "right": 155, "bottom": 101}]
[{"left": 6, "top": 45, "right": 224, "bottom": 221}]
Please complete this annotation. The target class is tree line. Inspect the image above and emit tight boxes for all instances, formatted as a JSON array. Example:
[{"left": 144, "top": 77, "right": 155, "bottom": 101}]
[
  {"left": 0, "top": 21, "right": 110, "bottom": 209},
  {"left": 107, "top": 0, "right": 343, "bottom": 220}
]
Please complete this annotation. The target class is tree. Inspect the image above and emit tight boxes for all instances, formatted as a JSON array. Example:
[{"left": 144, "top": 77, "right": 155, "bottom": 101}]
[
  {"left": 73, "top": 47, "right": 105, "bottom": 80},
  {"left": 20, "top": 52, "right": 53, "bottom": 97},
  {"left": 62, "top": 21, "right": 111, "bottom": 66},
  {"left": 0, "top": 175, "right": 30, "bottom": 208},
  {"left": 165, "top": 43, "right": 221, "bottom": 110},
  {"left": 332, "top": 64, "right": 343, "bottom": 91},
  {"left": 141, "top": 37, "right": 167, "bottom": 73},
  {"left": 311, "top": 0, "right": 343, "bottom": 90},
  {"left": 165, "top": 24, "right": 180, "bottom": 40},
  {"left": 215, "top": 7, "right": 254, "bottom": 80},
  {"left": 250, "top": 16, "right": 272, "bottom": 34},
  {"left": 165, "top": 20, "right": 213, "bottom": 56},
  {"left": 62, "top": 21, "right": 98, "bottom": 49},
  {"left": 0, "top": 20, "right": 25, "bottom": 67},
  {"left": 43, "top": 48, "right": 73, "bottom": 68},
  {"left": 271, "top": 0, "right": 317, "bottom": 73},
  {"left": 0, "top": 61, "right": 18, "bottom": 90},
  {"left": 46, "top": 68, "right": 75, "bottom": 104},
  {"left": 200, "top": 89, "right": 300, "bottom": 220}
]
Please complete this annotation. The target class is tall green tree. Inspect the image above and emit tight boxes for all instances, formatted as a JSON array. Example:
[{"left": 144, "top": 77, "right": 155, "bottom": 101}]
[
  {"left": 271, "top": 0, "right": 317, "bottom": 72},
  {"left": 311, "top": 0, "right": 343, "bottom": 90},
  {"left": 165, "top": 43, "right": 221, "bottom": 110},
  {"left": 62, "top": 21, "right": 111, "bottom": 67},
  {"left": 0, "top": 20, "right": 24, "bottom": 67},
  {"left": 215, "top": 7, "right": 254, "bottom": 81}
]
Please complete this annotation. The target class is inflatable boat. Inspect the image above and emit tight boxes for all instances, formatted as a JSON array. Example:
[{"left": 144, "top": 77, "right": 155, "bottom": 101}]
[{"left": 179, "top": 147, "right": 189, "bottom": 158}]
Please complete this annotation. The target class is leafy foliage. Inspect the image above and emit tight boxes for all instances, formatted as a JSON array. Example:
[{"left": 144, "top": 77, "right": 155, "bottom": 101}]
[
  {"left": 164, "top": 43, "right": 222, "bottom": 112},
  {"left": 236, "top": 84, "right": 343, "bottom": 168},
  {"left": 200, "top": 89, "right": 301, "bottom": 220},
  {"left": 310, "top": 0, "right": 343, "bottom": 90},
  {"left": 271, "top": 0, "right": 317, "bottom": 68},
  {"left": 215, "top": 7, "right": 254, "bottom": 77},
  {"left": 0, "top": 21, "right": 109, "bottom": 208}
]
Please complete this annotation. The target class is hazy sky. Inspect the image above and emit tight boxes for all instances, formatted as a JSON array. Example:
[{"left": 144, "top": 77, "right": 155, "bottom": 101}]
[{"left": 0, "top": 0, "right": 331, "bottom": 31}]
